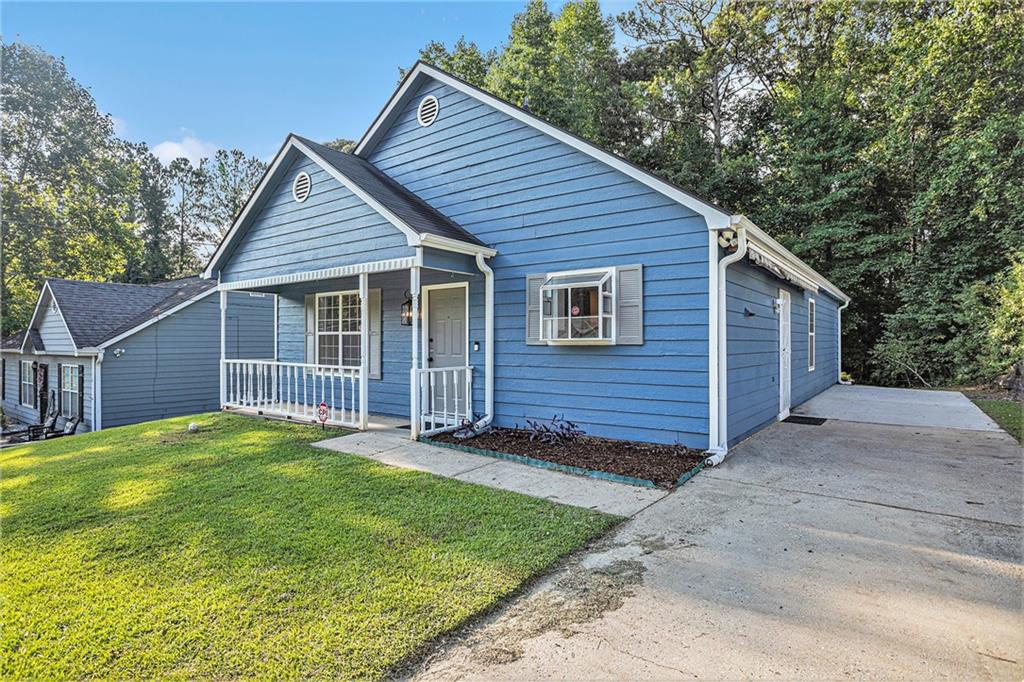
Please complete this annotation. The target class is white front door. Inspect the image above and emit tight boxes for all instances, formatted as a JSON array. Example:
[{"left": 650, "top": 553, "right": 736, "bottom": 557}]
[
  {"left": 778, "top": 288, "right": 792, "bottom": 419},
  {"left": 426, "top": 285, "right": 468, "bottom": 416}
]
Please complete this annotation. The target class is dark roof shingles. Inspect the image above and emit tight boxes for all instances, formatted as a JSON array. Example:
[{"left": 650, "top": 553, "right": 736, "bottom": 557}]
[
  {"left": 47, "top": 277, "right": 215, "bottom": 348},
  {"left": 293, "top": 135, "right": 486, "bottom": 247}
]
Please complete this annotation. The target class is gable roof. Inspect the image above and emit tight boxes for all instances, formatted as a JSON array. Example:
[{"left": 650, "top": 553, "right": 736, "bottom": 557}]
[
  {"left": 354, "top": 61, "right": 848, "bottom": 302},
  {"left": 203, "top": 134, "right": 493, "bottom": 279},
  {"left": 16, "top": 277, "right": 216, "bottom": 352}
]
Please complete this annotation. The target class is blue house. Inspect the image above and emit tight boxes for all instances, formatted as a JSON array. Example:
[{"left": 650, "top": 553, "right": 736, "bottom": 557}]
[
  {"left": 203, "top": 62, "right": 849, "bottom": 458},
  {"left": 1, "top": 278, "right": 273, "bottom": 434}
]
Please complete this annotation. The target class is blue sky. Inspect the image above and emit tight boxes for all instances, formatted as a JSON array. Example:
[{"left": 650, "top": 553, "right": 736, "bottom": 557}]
[{"left": 3, "top": 2, "right": 627, "bottom": 164}]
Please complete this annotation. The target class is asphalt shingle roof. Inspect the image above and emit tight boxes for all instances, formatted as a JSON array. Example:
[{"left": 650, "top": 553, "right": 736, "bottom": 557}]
[
  {"left": 294, "top": 135, "right": 486, "bottom": 247},
  {"left": 1, "top": 331, "right": 25, "bottom": 350},
  {"left": 45, "top": 277, "right": 216, "bottom": 348}
]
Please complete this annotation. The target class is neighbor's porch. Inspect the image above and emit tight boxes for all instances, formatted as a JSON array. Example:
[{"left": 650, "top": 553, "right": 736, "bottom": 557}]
[{"left": 218, "top": 255, "right": 489, "bottom": 438}]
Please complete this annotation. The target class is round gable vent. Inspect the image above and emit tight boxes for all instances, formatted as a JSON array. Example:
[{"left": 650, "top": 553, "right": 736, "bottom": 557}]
[
  {"left": 292, "top": 171, "right": 312, "bottom": 203},
  {"left": 417, "top": 95, "right": 440, "bottom": 127}
]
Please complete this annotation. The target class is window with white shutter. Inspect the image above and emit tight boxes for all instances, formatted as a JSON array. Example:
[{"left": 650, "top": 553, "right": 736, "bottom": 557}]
[{"left": 526, "top": 265, "right": 643, "bottom": 346}]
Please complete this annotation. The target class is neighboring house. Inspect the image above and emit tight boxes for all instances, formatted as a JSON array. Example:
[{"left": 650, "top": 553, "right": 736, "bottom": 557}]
[
  {"left": 1, "top": 278, "right": 273, "bottom": 433},
  {"left": 202, "top": 61, "right": 850, "bottom": 455}
]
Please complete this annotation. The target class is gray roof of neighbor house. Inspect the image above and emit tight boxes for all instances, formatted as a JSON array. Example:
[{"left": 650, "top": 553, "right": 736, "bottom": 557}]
[
  {"left": 1, "top": 331, "right": 25, "bottom": 350},
  {"left": 42, "top": 277, "right": 215, "bottom": 349},
  {"left": 292, "top": 135, "right": 486, "bottom": 247}
]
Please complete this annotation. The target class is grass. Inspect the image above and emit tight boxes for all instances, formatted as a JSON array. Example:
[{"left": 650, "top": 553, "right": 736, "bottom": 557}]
[
  {"left": 972, "top": 398, "right": 1023, "bottom": 441},
  {"left": 0, "top": 413, "right": 617, "bottom": 679}
]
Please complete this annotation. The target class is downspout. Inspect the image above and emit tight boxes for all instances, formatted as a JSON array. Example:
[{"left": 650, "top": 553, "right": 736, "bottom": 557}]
[
  {"left": 93, "top": 351, "right": 103, "bottom": 431},
  {"left": 837, "top": 298, "right": 851, "bottom": 384},
  {"left": 706, "top": 222, "right": 748, "bottom": 466},
  {"left": 471, "top": 252, "right": 495, "bottom": 431}
]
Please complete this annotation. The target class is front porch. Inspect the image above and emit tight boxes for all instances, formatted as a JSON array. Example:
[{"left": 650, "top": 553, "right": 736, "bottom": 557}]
[{"left": 218, "top": 256, "right": 489, "bottom": 438}]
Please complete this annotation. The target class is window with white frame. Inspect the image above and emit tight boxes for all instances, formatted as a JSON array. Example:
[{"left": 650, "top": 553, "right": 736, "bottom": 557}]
[
  {"left": 808, "top": 298, "right": 816, "bottom": 371},
  {"left": 317, "top": 292, "right": 361, "bottom": 367},
  {"left": 61, "top": 364, "right": 80, "bottom": 418},
  {"left": 540, "top": 268, "right": 615, "bottom": 343},
  {"left": 20, "top": 361, "right": 34, "bottom": 406}
]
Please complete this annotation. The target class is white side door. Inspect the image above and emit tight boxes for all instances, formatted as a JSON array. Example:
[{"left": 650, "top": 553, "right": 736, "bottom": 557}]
[{"left": 778, "top": 289, "right": 792, "bottom": 419}]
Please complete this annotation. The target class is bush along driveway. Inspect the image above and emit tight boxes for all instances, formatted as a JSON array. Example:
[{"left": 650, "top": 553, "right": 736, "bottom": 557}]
[{"left": 0, "top": 413, "right": 616, "bottom": 679}]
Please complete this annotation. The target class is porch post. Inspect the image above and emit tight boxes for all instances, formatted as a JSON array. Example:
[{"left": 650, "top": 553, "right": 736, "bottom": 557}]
[
  {"left": 359, "top": 272, "right": 369, "bottom": 430},
  {"left": 219, "top": 289, "right": 227, "bottom": 408},
  {"left": 409, "top": 266, "right": 421, "bottom": 439}
]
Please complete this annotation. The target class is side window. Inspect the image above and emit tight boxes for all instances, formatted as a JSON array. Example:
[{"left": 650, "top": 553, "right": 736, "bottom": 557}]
[{"left": 808, "top": 298, "right": 816, "bottom": 371}]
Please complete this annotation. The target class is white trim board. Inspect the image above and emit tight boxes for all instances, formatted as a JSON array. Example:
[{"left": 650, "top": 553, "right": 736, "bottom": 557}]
[
  {"left": 356, "top": 62, "right": 734, "bottom": 231},
  {"left": 203, "top": 135, "right": 494, "bottom": 280},
  {"left": 217, "top": 257, "right": 419, "bottom": 292},
  {"left": 96, "top": 287, "right": 218, "bottom": 350}
]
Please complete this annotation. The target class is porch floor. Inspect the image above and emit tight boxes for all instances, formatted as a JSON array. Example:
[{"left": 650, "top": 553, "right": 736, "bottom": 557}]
[
  {"left": 312, "top": 431, "right": 668, "bottom": 517},
  {"left": 223, "top": 406, "right": 410, "bottom": 435}
]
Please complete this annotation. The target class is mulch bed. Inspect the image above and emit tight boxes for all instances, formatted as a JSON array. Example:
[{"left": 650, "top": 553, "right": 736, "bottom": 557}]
[{"left": 429, "top": 428, "right": 705, "bottom": 488}]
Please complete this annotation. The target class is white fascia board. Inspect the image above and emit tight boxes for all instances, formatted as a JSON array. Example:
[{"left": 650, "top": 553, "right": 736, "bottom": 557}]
[
  {"left": 355, "top": 63, "right": 734, "bottom": 230},
  {"left": 736, "top": 217, "right": 850, "bottom": 303},
  {"left": 420, "top": 233, "right": 496, "bottom": 258},
  {"left": 97, "top": 287, "right": 219, "bottom": 349},
  {"left": 289, "top": 137, "right": 422, "bottom": 249},
  {"left": 20, "top": 281, "right": 79, "bottom": 354}
]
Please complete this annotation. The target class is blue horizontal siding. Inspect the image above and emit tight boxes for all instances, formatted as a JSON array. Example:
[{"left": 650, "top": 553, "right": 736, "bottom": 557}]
[
  {"left": 368, "top": 77, "right": 711, "bottom": 447},
  {"left": 1, "top": 353, "right": 92, "bottom": 431},
  {"left": 37, "top": 301, "right": 75, "bottom": 352},
  {"left": 725, "top": 261, "right": 839, "bottom": 445},
  {"left": 101, "top": 292, "right": 273, "bottom": 428},
  {"left": 273, "top": 269, "right": 485, "bottom": 420},
  {"left": 219, "top": 153, "right": 415, "bottom": 283}
]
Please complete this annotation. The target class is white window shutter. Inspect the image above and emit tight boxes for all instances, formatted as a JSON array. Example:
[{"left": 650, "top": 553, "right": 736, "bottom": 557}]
[
  {"left": 616, "top": 264, "right": 644, "bottom": 345},
  {"left": 368, "top": 288, "right": 382, "bottom": 380},
  {"left": 526, "top": 274, "right": 545, "bottom": 345},
  {"left": 304, "top": 294, "right": 316, "bottom": 363}
]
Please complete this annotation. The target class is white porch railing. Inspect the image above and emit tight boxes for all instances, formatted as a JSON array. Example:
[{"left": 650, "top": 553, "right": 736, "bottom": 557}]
[
  {"left": 223, "top": 359, "right": 363, "bottom": 428},
  {"left": 416, "top": 366, "right": 473, "bottom": 436}
]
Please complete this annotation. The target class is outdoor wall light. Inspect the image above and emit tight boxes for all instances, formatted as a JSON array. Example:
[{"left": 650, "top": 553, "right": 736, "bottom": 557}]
[
  {"left": 744, "top": 307, "right": 756, "bottom": 317},
  {"left": 112, "top": 348, "right": 125, "bottom": 358},
  {"left": 400, "top": 291, "right": 413, "bottom": 326}
]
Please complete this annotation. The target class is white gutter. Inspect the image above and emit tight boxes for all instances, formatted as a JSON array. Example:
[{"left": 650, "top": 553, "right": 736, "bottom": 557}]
[
  {"left": 837, "top": 298, "right": 851, "bottom": 384},
  {"left": 471, "top": 253, "right": 495, "bottom": 430},
  {"left": 93, "top": 349, "right": 104, "bottom": 431},
  {"left": 706, "top": 221, "right": 749, "bottom": 466}
]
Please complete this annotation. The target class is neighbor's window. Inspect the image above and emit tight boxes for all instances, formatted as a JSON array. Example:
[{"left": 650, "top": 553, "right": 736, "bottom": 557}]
[
  {"left": 317, "top": 292, "right": 361, "bottom": 367},
  {"left": 61, "top": 364, "right": 80, "bottom": 418},
  {"left": 540, "top": 268, "right": 614, "bottom": 343},
  {"left": 808, "top": 298, "right": 816, "bottom": 371},
  {"left": 20, "top": 361, "right": 34, "bottom": 406}
]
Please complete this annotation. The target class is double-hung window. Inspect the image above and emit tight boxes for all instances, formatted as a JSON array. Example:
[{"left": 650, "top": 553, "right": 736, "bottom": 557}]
[
  {"left": 317, "top": 292, "right": 361, "bottom": 367},
  {"left": 807, "top": 298, "right": 816, "bottom": 371},
  {"left": 539, "top": 268, "right": 615, "bottom": 343},
  {"left": 20, "top": 361, "right": 34, "bottom": 407},
  {"left": 61, "top": 364, "right": 80, "bottom": 418}
]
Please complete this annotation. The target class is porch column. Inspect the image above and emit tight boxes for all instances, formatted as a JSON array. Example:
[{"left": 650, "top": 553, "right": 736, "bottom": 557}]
[
  {"left": 409, "top": 266, "right": 421, "bottom": 439},
  {"left": 219, "top": 290, "right": 227, "bottom": 408},
  {"left": 359, "top": 272, "right": 369, "bottom": 430}
]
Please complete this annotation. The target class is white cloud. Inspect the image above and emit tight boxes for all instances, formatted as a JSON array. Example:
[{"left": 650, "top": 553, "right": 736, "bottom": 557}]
[{"left": 151, "top": 133, "right": 218, "bottom": 166}]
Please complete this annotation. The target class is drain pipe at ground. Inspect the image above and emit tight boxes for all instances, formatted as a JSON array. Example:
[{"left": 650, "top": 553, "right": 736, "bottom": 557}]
[
  {"left": 471, "top": 252, "right": 495, "bottom": 432},
  {"left": 706, "top": 222, "right": 748, "bottom": 467},
  {"left": 837, "top": 298, "right": 851, "bottom": 385}
]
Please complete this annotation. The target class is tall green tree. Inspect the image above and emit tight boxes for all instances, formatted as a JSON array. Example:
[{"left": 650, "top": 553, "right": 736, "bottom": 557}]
[
  {"left": 485, "top": 0, "right": 560, "bottom": 117},
  {"left": 1, "top": 42, "right": 141, "bottom": 335},
  {"left": 207, "top": 148, "right": 267, "bottom": 240},
  {"left": 165, "top": 158, "right": 210, "bottom": 277},
  {"left": 409, "top": 36, "right": 496, "bottom": 87}
]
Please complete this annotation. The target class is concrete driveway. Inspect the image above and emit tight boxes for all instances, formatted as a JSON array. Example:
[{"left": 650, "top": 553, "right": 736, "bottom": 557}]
[{"left": 415, "top": 389, "right": 1023, "bottom": 680}]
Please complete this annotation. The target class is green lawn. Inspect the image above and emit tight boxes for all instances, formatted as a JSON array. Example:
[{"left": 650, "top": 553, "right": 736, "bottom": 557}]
[
  {"left": 0, "top": 413, "right": 616, "bottom": 679},
  {"left": 973, "top": 398, "right": 1023, "bottom": 441}
]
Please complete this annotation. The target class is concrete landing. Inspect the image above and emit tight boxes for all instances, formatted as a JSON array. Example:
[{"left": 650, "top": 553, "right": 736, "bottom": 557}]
[
  {"left": 313, "top": 431, "right": 668, "bottom": 517},
  {"left": 793, "top": 384, "right": 1003, "bottom": 432}
]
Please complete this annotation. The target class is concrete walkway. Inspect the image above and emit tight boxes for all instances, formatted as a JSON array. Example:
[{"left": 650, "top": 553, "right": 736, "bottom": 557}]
[
  {"left": 412, "top": 389, "right": 1023, "bottom": 680},
  {"left": 314, "top": 431, "right": 669, "bottom": 517},
  {"left": 794, "top": 384, "right": 1003, "bottom": 431}
]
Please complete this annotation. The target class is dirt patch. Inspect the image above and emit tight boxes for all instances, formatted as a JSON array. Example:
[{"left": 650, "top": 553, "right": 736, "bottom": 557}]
[
  {"left": 430, "top": 428, "right": 704, "bottom": 488},
  {"left": 464, "top": 558, "right": 647, "bottom": 667}
]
